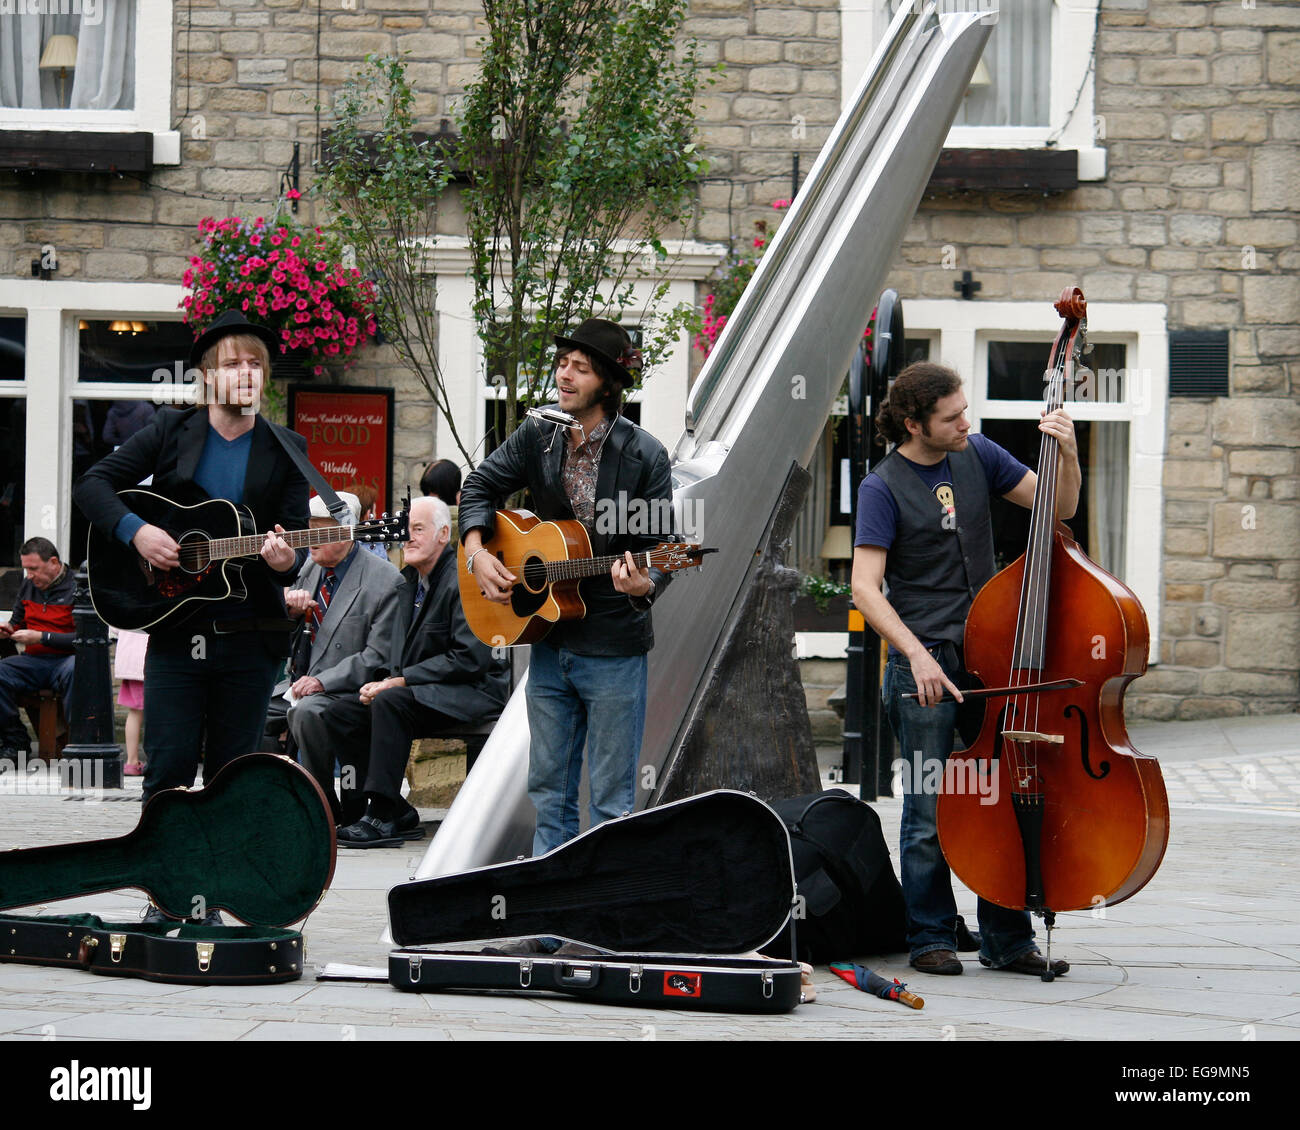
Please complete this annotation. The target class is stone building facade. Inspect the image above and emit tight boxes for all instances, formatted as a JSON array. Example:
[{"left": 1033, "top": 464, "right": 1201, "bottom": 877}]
[{"left": 0, "top": 0, "right": 1295, "bottom": 720}]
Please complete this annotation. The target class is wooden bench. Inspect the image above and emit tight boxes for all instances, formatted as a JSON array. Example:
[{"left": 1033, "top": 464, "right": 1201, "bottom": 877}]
[{"left": 17, "top": 689, "right": 68, "bottom": 757}]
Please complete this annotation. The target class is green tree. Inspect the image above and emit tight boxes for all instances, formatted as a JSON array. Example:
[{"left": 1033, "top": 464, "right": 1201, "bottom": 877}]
[
  {"left": 459, "top": 0, "right": 711, "bottom": 440},
  {"left": 313, "top": 57, "right": 479, "bottom": 464}
]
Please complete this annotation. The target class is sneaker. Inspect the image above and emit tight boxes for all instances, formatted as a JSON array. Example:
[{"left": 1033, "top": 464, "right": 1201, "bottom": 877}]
[{"left": 141, "top": 903, "right": 180, "bottom": 927}]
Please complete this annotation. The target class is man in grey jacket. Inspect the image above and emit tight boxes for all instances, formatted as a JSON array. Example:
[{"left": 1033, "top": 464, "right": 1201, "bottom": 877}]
[
  {"left": 265, "top": 491, "right": 405, "bottom": 822},
  {"left": 317, "top": 495, "right": 511, "bottom": 845}
]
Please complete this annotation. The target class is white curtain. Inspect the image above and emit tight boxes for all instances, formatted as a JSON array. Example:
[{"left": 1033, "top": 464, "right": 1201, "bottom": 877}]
[
  {"left": 1088, "top": 421, "right": 1128, "bottom": 578},
  {"left": 0, "top": 1, "right": 135, "bottom": 110},
  {"left": 887, "top": 0, "right": 1052, "bottom": 128}
]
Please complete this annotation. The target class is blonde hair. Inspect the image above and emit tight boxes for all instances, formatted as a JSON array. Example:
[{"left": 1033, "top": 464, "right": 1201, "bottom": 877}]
[{"left": 200, "top": 333, "right": 272, "bottom": 402}]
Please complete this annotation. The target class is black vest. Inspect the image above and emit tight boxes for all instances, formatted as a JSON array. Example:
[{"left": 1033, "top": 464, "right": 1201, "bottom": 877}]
[{"left": 872, "top": 444, "right": 996, "bottom": 646}]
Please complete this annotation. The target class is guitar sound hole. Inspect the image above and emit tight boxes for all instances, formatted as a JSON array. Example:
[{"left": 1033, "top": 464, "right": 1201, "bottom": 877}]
[
  {"left": 522, "top": 556, "right": 548, "bottom": 592},
  {"left": 177, "top": 531, "right": 212, "bottom": 574}
]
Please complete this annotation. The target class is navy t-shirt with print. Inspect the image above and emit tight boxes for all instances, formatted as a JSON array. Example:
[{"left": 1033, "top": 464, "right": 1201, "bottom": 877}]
[{"left": 854, "top": 433, "right": 1029, "bottom": 551}]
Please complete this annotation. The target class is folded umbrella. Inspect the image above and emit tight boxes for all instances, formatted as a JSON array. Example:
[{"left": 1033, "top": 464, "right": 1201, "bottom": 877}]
[{"left": 830, "top": 962, "right": 924, "bottom": 1009}]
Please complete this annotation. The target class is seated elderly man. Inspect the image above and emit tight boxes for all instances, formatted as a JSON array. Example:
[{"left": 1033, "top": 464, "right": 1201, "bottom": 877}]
[
  {"left": 0, "top": 538, "right": 78, "bottom": 758},
  {"left": 263, "top": 491, "right": 404, "bottom": 821},
  {"left": 314, "top": 495, "right": 510, "bottom": 846}
]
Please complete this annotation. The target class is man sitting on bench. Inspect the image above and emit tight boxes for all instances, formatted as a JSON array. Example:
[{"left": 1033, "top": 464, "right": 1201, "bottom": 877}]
[
  {"left": 313, "top": 496, "right": 510, "bottom": 846},
  {"left": 264, "top": 490, "right": 405, "bottom": 821},
  {"left": 0, "top": 538, "right": 77, "bottom": 758}
]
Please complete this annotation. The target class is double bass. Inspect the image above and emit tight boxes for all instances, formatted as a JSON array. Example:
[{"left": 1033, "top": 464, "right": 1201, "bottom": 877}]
[{"left": 935, "top": 287, "right": 1169, "bottom": 979}]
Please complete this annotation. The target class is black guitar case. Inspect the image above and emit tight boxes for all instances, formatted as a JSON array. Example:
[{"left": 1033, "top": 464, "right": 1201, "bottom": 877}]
[
  {"left": 0, "top": 755, "right": 334, "bottom": 986},
  {"left": 0, "top": 913, "right": 305, "bottom": 985},
  {"left": 387, "top": 790, "right": 805, "bottom": 1013}
]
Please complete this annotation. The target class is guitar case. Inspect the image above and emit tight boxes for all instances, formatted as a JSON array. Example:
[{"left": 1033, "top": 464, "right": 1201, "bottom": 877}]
[
  {"left": 387, "top": 790, "right": 806, "bottom": 1013},
  {"left": 0, "top": 913, "right": 306, "bottom": 985},
  {"left": 0, "top": 754, "right": 334, "bottom": 986}
]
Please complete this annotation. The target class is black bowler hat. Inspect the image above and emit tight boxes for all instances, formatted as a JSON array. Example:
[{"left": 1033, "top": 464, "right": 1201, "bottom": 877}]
[
  {"left": 188, "top": 310, "right": 283, "bottom": 370},
  {"left": 554, "top": 318, "right": 642, "bottom": 388}
]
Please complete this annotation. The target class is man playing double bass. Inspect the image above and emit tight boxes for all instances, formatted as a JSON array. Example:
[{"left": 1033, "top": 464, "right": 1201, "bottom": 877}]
[{"left": 851, "top": 362, "right": 1080, "bottom": 977}]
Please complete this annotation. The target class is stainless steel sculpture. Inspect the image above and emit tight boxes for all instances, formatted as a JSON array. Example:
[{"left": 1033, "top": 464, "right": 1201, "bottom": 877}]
[{"left": 415, "top": 2, "right": 996, "bottom": 879}]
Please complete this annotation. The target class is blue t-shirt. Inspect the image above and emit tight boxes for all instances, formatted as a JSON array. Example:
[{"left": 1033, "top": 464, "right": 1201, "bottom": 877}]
[
  {"left": 854, "top": 433, "right": 1029, "bottom": 551},
  {"left": 114, "top": 426, "right": 254, "bottom": 545}
]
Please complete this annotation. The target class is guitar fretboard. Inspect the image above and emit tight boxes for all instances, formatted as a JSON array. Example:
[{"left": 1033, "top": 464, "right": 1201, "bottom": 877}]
[
  {"left": 541, "top": 551, "right": 656, "bottom": 584},
  {"left": 197, "top": 525, "right": 364, "bottom": 563}
]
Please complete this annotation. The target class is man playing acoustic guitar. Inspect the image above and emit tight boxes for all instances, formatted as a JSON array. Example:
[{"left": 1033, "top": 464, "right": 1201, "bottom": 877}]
[
  {"left": 460, "top": 319, "right": 674, "bottom": 863},
  {"left": 75, "top": 312, "right": 309, "bottom": 922}
]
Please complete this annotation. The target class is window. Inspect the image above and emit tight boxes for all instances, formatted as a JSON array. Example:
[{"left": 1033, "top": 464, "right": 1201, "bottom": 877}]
[
  {"left": 0, "top": 0, "right": 178, "bottom": 164},
  {"left": 912, "top": 298, "right": 1167, "bottom": 650},
  {"left": 842, "top": 0, "right": 1105, "bottom": 179}
]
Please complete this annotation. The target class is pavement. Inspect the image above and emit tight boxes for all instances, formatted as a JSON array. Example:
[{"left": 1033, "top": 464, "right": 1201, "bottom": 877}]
[{"left": 0, "top": 713, "right": 1297, "bottom": 1044}]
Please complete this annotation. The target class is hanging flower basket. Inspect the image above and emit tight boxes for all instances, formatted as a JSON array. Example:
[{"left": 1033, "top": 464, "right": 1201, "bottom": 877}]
[{"left": 181, "top": 209, "right": 378, "bottom": 377}]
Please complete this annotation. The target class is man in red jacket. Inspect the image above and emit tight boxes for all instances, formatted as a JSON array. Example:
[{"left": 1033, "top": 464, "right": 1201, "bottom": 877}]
[{"left": 0, "top": 537, "right": 77, "bottom": 757}]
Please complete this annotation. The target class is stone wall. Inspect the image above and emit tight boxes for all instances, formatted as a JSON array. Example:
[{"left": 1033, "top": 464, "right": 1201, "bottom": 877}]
[
  {"left": 0, "top": 0, "right": 837, "bottom": 491},
  {"left": 876, "top": 0, "right": 1299, "bottom": 719}
]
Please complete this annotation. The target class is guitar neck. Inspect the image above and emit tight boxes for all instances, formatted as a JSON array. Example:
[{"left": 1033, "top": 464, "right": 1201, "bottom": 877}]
[
  {"left": 207, "top": 524, "right": 357, "bottom": 563},
  {"left": 544, "top": 550, "right": 653, "bottom": 584}
]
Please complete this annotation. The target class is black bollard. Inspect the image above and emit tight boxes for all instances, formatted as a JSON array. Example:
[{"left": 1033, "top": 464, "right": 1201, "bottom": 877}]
[{"left": 60, "top": 567, "right": 122, "bottom": 789}]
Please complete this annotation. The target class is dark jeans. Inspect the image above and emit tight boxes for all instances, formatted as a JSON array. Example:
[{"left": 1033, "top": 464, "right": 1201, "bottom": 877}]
[
  {"left": 883, "top": 641, "right": 1036, "bottom": 967},
  {"left": 142, "top": 629, "right": 281, "bottom": 802},
  {"left": 316, "top": 687, "right": 455, "bottom": 825},
  {"left": 0, "top": 653, "right": 75, "bottom": 747}
]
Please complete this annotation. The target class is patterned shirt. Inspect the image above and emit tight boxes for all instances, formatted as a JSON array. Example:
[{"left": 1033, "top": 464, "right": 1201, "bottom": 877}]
[{"left": 561, "top": 414, "right": 614, "bottom": 531}]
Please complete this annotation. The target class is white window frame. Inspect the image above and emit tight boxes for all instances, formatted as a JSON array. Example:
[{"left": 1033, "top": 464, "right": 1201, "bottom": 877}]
[
  {"left": 427, "top": 236, "right": 726, "bottom": 469},
  {"left": 0, "top": 278, "right": 188, "bottom": 568},
  {"left": 841, "top": 0, "right": 1106, "bottom": 180},
  {"left": 900, "top": 298, "right": 1167, "bottom": 657},
  {"left": 0, "top": 0, "right": 180, "bottom": 165}
]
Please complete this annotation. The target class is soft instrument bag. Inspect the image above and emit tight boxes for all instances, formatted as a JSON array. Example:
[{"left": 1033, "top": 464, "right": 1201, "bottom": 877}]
[{"left": 387, "top": 790, "right": 806, "bottom": 1013}]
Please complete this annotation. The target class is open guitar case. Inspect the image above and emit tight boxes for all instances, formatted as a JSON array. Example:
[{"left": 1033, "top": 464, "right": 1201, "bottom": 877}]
[
  {"left": 0, "top": 755, "right": 336, "bottom": 985},
  {"left": 386, "top": 790, "right": 807, "bottom": 1013}
]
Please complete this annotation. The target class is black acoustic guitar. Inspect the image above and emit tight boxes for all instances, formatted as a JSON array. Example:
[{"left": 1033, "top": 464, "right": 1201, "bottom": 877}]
[
  {"left": 85, "top": 488, "right": 408, "bottom": 631},
  {"left": 0, "top": 754, "right": 336, "bottom": 927}
]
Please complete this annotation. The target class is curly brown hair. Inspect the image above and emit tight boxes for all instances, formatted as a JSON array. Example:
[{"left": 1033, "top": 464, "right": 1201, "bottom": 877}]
[{"left": 874, "top": 362, "right": 963, "bottom": 446}]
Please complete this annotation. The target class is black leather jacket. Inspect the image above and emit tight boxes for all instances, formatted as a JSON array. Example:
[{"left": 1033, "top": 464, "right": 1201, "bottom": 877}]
[{"left": 458, "top": 410, "right": 675, "bottom": 656}]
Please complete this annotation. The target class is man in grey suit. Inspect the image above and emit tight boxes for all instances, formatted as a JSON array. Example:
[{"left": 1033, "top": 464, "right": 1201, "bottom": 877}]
[
  {"left": 262, "top": 491, "right": 405, "bottom": 822},
  {"left": 320, "top": 495, "right": 510, "bottom": 847}
]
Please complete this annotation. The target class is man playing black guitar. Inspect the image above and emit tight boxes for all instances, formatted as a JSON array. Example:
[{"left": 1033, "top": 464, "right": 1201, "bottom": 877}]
[{"left": 74, "top": 312, "right": 309, "bottom": 922}]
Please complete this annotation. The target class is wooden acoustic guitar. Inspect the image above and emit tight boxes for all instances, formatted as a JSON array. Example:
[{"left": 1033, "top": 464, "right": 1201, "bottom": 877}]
[
  {"left": 85, "top": 488, "right": 408, "bottom": 632},
  {"left": 458, "top": 508, "right": 714, "bottom": 647},
  {"left": 0, "top": 754, "right": 335, "bottom": 927}
]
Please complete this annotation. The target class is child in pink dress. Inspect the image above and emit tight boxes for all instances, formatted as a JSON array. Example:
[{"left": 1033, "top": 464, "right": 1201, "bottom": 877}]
[{"left": 113, "top": 628, "right": 148, "bottom": 776}]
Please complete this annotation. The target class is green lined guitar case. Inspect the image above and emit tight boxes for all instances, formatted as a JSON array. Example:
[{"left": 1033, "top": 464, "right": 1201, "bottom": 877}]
[{"left": 0, "top": 754, "right": 335, "bottom": 985}]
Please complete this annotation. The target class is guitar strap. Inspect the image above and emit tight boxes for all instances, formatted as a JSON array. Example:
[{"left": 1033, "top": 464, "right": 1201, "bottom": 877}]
[{"left": 267, "top": 423, "right": 352, "bottom": 525}]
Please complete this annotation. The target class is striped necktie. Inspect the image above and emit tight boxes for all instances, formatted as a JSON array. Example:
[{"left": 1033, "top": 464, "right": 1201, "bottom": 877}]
[{"left": 310, "top": 568, "right": 337, "bottom": 641}]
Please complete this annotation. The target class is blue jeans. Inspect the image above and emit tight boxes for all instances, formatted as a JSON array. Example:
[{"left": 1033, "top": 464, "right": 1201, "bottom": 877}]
[
  {"left": 884, "top": 642, "right": 1036, "bottom": 967},
  {"left": 0, "top": 653, "right": 75, "bottom": 746},
  {"left": 525, "top": 641, "right": 647, "bottom": 856}
]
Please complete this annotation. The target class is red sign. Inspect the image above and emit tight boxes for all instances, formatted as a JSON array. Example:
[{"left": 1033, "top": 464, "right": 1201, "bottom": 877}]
[
  {"left": 663, "top": 971, "right": 702, "bottom": 998},
  {"left": 289, "top": 386, "right": 394, "bottom": 517}
]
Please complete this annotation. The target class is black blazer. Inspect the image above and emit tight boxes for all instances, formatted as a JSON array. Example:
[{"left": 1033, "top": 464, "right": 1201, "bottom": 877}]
[
  {"left": 458, "top": 410, "right": 675, "bottom": 656},
  {"left": 382, "top": 551, "right": 510, "bottom": 722},
  {"left": 73, "top": 406, "right": 310, "bottom": 630}
]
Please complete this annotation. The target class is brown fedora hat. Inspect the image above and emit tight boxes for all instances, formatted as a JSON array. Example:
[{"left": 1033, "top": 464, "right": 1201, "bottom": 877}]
[{"left": 554, "top": 318, "right": 642, "bottom": 388}]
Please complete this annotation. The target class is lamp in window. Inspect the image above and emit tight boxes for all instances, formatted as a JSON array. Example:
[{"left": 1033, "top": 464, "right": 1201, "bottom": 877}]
[
  {"left": 38, "top": 34, "right": 78, "bottom": 109},
  {"left": 108, "top": 321, "right": 134, "bottom": 335}
]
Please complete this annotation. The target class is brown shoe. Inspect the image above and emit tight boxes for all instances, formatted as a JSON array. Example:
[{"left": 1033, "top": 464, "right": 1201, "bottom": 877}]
[
  {"left": 911, "top": 949, "right": 963, "bottom": 975},
  {"left": 979, "top": 951, "right": 1069, "bottom": 976}
]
